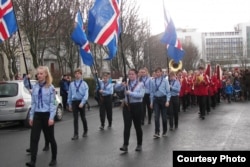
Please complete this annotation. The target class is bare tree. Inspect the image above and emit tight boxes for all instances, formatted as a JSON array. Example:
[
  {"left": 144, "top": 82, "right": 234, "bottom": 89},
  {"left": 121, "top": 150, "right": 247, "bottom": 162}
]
[
  {"left": 181, "top": 41, "right": 200, "bottom": 71},
  {"left": 15, "top": 0, "right": 76, "bottom": 69},
  {"left": 98, "top": 0, "right": 149, "bottom": 78},
  {"left": 0, "top": 53, "right": 9, "bottom": 81},
  {"left": 145, "top": 33, "right": 168, "bottom": 72},
  {"left": 0, "top": 36, "right": 19, "bottom": 80}
]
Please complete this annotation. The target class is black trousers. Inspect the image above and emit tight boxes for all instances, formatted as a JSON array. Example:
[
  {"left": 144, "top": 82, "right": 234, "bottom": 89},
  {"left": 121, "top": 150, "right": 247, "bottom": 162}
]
[
  {"left": 142, "top": 93, "right": 152, "bottom": 124},
  {"left": 211, "top": 94, "right": 216, "bottom": 108},
  {"left": 181, "top": 94, "right": 189, "bottom": 111},
  {"left": 153, "top": 96, "right": 168, "bottom": 134},
  {"left": 169, "top": 96, "right": 180, "bottom": 128},
  {"left": 61, "top": 94, "right": 68, "bottom": 110},
  {"left": 190, "top": 94, "right": 196, "bottom": 105},
  {"left": 29, "top": 127, "right": 49, "bottom": 150},
  {"left": 72, "top": 100, "right": 88, "bottom": 135},
  {"left": 99, "top": 95, "right": 112, "bottom": 126},
  {"left": 206, "top": 95, "right": 211, "bottom": 113},
  {"left": 30, "top": 112, "right": 57, "bottom": 162},
  {"left": 123, "top": 102, "right": 143, "bottom": 146},
  {"left": 198, "top": 95, "right": 207, "bottom": 117},
  {"left": 217, "top": 89, "right": 221, "bottom": 103}
]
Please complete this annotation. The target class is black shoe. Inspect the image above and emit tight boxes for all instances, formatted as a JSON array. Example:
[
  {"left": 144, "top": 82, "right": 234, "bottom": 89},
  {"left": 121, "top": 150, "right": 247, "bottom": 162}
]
[
  {"left": 170, "top": 127, "right": 174, "bottom": 131},
  {"left": 42, "top": 145, "right": 49, "bottom": 151},
  {"left": 120, "top": 145, "right": 128, "bottom": 152},
  {"left": 49, "top": 160, "right": 57, "bottom": 166},
  {"left": 26, "top": 161, "right": 35, "bottom": 167},
  {"left": 26, "top": 148, "right": 31, "bottom": 153},
  {"left": 201, "top": 116, "right": 205, "bottom": 120},
  {"left": 148, "top": 121, "right": 151, "bottom": 124},
  {"left": 82, "top": 131, "right": 88, "bottom": 137},
  {"left": 99, "top": 126, "right": 104, "bottom": 130},
  {"left": 71, "top": 135, "right": 79, "bottom": 140},
  {"left": 135, "top": 145, "right": 142, "bottom": 152}
]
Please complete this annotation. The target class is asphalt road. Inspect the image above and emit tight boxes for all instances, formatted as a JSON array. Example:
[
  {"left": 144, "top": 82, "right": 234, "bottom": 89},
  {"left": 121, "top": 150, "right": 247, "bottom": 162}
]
[{"left": 0, "top": 100, "right": 250, "bottom": 167}]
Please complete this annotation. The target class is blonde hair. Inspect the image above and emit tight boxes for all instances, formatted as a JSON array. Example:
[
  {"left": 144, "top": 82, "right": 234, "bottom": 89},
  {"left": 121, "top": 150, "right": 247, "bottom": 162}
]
[
  {"left": 74, "top": 68, "right": 82, "bottom": 74},
  {"left": 169, "top": 71, "right": 176, "bottom": 77},
  {"left": 37, "top": 66, "right": 53, "bottom": 87},
  {"left": 139, "top": 67, "right": 150, "bottom": 77}
]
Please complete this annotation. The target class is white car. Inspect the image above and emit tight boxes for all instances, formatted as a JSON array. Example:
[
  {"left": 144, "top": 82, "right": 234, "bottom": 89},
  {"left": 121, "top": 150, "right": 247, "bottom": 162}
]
[{"left": 0, "top": 80, "right": 64, "bottom": 127}]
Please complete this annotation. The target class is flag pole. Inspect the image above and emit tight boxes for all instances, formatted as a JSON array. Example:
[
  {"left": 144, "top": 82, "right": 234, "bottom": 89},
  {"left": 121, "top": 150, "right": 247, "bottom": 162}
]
[
  {"left": 166, "top": 53, "right": 169, "bottom": 75},
  {"left": 119, "top": 2, "right": 130, "bottom": 106},
  {"left": 77, "top": 8, "right": 102, "bottom": 104},
  {"left": 12, "top": 1, "right": 32, "bottom": 89}
]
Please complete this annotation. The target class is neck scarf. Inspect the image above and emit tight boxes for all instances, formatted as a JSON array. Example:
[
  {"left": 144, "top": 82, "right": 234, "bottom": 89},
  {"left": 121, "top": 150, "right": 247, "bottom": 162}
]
[
  {"left": 74, "top": 80, "right": 83, "bottom": 92},
  {"left": 38, "top": 82, "right": 46, "bottom": 109},
  {"left": 155, "top": 76, "right": 163, "bottom": 92},
  {"left": 129, "top": 80, "right": 138, "bottom": 92}
]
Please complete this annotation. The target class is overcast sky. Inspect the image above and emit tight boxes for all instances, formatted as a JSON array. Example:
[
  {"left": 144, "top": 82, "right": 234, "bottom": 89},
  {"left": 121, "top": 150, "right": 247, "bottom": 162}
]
[{"left": 138, "top": 0, "right": 250, "bottom": 34}]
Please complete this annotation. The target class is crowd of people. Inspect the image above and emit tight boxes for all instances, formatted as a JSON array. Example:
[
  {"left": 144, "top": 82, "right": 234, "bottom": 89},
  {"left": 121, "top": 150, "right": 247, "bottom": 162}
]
[{"left": 23, "top": 64, "right": 250, "bottom": 166}]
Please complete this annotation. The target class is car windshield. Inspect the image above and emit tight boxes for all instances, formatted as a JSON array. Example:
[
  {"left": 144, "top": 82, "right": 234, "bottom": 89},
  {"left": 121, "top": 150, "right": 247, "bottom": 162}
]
[{"left": 0, "top": 83, "right": 18, "bottom": 97}]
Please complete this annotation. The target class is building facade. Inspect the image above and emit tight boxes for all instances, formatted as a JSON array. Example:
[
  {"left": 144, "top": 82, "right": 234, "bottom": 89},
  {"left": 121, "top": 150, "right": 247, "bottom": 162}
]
[{"left": 176, "top": 22, "right": 250, "bottom": 70}]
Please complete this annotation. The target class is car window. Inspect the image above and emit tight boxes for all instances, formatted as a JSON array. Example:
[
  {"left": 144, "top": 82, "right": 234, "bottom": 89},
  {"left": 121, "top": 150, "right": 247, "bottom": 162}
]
[{"left": 0, "top": 83, "right": 18, "bottom": 97}]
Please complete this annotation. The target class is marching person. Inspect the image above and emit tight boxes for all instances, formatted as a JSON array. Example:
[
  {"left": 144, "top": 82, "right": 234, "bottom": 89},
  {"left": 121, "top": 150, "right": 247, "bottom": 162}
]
[
  {"left": 26, "top": 73, "right": 50, "bottom": 154},
  {"left": 26, "top": 66, "right": 57, "bottom": 167},
  {"left": 60, "top": 74, "right": 69, "bottom": 111},
  {"left": 115, "top": 69, "right": 145, "bottom": 152},
  {"left": 168, "top": 71, "right": 181, "bottom": 130},
  {"left": 68, "top": 68, "right": 89, "bottom": 140},
  {"left": 179, "top": 70, "right": 189, "bottom": 112},
  {"left": 194, "top": 66, "right": 210, "bottom": 120},
  {"left": 150, "top": 67, "right": 171, "bottom": 138},
  {"left": 98, "top": 72, "right": 114, "bottom": 130},
  {"left": 139, "top": 67, "right": 152, "bottom": 125}
]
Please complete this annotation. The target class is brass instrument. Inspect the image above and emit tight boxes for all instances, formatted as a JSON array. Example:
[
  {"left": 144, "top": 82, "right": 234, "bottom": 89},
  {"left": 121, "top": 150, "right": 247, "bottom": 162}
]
[
  {"left": 169, "top": 59, "right": 183, "bottom": 72},
  {"left": 196, "top": 75, "right": 204, "bottom": 84}
]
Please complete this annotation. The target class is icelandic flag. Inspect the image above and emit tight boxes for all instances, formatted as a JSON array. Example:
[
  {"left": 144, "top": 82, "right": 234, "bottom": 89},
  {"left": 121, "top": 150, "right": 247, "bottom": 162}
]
[
  {"left": 71, "top": 11, "right": 93, "bottom": 66},
  {"left": 88, "top": 0, "right": 121, "bottom": 60},
  {"left": 0, "top": 0, "right": 18, "bottom": 43},
  {"left": 161, "top": 0, "right": 185, "bottom": 63}
]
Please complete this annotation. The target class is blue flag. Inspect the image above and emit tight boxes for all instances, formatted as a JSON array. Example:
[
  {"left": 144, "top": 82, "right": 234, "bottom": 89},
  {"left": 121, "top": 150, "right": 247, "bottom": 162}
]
[
  {"left": 161, "top": 1, "right": 185, "bottom": 63},
  {"left": 88, "top": 0, "right": 121, "bottom": 60},
  {"left": 0, "top": 0, "right": 18, "bottom": 43},
  {"left": 71, "top": 11, "right": 93, "bottom": 66}
]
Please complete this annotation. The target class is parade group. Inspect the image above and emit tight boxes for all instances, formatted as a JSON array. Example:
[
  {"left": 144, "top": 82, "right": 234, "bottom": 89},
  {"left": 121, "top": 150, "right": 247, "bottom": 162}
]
[{"left": 24, "top": 64, "right": 250, "bottom": 167}]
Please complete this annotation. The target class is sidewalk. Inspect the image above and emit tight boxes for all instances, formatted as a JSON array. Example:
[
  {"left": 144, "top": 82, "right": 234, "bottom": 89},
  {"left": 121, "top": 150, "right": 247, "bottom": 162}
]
[{"left": 87, "top": 97, "right": 99, "bottom": 107}]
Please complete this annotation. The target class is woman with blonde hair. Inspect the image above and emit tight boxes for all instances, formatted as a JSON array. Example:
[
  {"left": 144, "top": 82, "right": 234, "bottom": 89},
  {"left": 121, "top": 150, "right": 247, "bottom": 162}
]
[{"left": 26, "top": 66, "right": 57, "bottom": 167}]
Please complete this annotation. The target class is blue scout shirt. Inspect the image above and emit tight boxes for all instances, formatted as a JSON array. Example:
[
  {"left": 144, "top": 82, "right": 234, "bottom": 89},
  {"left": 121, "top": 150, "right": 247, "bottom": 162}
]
[
  {"left": 169, "top": 79, "right": 181, "bottom": 96},
  {"left": 150, "top": 76, "right": 171, "bottom": 103},
  {"left": 29, "top": 83, "right": 57, "bottom": 120},
  {"left": 68, "top": 79, "right": 89, "bottom": 106},
  {"left": 140, "top": 76, "right": 152, "bottom": 94},
  {"left": 115, "top": 80, "right": 145, "bottom": 103},
  {"left": 99, "top": 80, "right": 114, "bottom": 96}
]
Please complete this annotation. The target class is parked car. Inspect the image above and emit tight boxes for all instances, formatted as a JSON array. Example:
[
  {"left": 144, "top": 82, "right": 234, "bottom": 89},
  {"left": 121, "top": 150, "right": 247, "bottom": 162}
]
[{"left": 0, "top": 80, "right": 64, "bottom": 127}]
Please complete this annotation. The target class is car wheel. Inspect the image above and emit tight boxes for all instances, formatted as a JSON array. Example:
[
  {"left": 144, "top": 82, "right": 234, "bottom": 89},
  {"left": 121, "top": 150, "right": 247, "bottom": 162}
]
[
  {"left": 22, "top": 110, "right": 31, "bottom": 128},
  {"left": 55, "top": 105, "right": 63, "bottom": 121}
]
